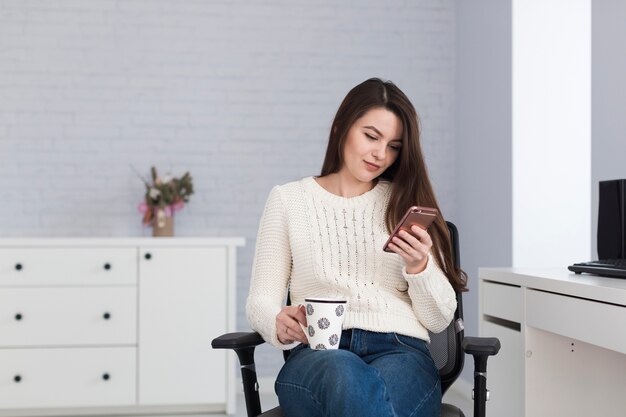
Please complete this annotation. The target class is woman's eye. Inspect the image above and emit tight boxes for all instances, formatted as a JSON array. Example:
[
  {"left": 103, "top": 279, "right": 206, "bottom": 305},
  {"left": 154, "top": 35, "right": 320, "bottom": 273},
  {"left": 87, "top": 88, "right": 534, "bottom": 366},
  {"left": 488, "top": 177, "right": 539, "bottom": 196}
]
[
  {"left": 365, "top": 133, "right": 378, "bottom": 141},
  {"left": 389, "top": 144, "right": 402, "bottom": 151}
]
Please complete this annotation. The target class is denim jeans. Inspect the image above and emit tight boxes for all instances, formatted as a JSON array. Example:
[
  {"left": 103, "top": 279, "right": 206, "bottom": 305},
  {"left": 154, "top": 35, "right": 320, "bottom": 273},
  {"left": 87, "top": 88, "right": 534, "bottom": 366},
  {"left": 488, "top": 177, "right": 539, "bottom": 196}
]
[{"left": 275, "top": 329, "right": 441, "bottom": 417}]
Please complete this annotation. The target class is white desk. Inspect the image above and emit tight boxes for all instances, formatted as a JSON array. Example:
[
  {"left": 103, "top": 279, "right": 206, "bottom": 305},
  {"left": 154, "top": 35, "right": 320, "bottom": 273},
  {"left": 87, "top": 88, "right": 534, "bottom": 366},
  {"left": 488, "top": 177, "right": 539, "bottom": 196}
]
[{"left": 479, "top": 268, "right": 626, "bottom": 417}]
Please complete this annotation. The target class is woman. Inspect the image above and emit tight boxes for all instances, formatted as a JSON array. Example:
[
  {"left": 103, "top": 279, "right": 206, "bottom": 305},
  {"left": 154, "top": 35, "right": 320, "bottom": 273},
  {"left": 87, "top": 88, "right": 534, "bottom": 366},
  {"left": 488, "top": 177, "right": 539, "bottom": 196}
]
[{"left": 246, "top": 78, "right": 467, "bottom": 417}]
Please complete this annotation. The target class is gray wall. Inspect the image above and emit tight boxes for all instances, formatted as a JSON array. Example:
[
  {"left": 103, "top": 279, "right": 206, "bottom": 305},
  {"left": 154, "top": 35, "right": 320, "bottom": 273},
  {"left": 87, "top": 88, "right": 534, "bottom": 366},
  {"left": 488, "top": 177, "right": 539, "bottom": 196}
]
[
  {"left": 0, "top": 0, "right": 457, "bottom": 379},
  {"left": 455, "top": 0, "right": 512, "bottom": 384},
  {"left": 592, "top": 0, "right": 626, "bottom": 258}
]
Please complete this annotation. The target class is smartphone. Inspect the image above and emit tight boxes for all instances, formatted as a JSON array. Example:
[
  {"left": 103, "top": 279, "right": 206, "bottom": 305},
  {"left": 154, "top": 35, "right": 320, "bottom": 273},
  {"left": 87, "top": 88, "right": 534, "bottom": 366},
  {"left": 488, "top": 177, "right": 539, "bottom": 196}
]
[{"left": 383, "top": 206, "right": 438, "bottom": 252}]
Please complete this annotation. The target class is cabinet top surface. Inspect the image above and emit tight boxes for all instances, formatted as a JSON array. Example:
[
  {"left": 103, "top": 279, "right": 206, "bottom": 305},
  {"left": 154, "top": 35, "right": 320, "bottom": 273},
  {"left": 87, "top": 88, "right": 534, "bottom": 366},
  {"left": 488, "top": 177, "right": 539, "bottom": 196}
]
[
  {"left": 0, "top": 237, "right": 246, "bottom": 247},
  {"left": 479, "top": 267, "right": 626, "bottom": 306}
]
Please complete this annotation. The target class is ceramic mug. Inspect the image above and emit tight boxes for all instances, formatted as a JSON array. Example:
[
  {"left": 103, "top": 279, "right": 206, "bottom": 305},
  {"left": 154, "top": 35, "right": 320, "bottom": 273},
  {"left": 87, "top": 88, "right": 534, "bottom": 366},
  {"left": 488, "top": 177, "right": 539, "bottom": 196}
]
[{"left": 300, "top": 298, "right": 347, "bottom": 350}]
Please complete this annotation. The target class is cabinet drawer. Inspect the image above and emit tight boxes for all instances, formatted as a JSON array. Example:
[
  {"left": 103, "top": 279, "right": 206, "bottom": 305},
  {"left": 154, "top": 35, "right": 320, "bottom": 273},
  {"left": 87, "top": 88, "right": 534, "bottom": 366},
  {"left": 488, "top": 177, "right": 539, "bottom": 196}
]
[
  {"left": 526, "top": 289, "right": 626, "bottom": 354},
  {"left": 0, "top": 347, "right": 136, "bottom": 408},
  {"left": 0, "top": 248, "right": 137, "bottom": 286},
  {"left": 482, "top": 280, "right": 523, "bottom": 323},
  {"left": 0, "top": 288, "right": 137, "bottom": 347}
]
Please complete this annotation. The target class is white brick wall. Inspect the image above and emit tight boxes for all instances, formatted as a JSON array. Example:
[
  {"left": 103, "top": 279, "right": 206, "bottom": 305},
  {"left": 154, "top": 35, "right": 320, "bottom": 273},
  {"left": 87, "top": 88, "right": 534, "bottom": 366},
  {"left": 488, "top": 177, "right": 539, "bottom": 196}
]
[{"left": 0, "top": 0, "right": 456, "bottom": 377}]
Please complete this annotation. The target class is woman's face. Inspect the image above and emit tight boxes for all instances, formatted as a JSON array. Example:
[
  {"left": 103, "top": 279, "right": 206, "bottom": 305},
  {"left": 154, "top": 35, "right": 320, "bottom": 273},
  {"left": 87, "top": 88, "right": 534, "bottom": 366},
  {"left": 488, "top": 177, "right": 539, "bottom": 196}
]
[{"left": 339, "top": 107, "right": 403, "bottom": 185}]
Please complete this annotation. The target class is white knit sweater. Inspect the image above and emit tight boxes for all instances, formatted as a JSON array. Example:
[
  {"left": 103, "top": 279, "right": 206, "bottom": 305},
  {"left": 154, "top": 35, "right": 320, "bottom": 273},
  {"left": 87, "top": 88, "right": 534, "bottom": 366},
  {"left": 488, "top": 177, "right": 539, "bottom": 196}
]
[{"left": 246, "top": 176, "right": 457, "bottom": 350}]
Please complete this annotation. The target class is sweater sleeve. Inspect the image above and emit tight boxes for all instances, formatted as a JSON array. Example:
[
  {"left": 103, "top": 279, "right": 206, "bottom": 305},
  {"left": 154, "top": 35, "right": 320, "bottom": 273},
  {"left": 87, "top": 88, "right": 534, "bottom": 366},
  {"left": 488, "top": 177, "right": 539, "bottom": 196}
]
[
  {"left": 402, "top": 253, "right": 457, "bottom": 334},
  {"left": 245, "top": 186, "right": 299, "bottom": 350}
]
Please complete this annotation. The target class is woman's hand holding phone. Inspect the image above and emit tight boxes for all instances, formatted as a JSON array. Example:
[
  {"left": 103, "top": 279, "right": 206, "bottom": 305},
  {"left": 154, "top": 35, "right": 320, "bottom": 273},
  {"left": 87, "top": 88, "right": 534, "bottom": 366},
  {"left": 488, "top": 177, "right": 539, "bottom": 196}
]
[
  {"left": 383, "top": 206, "right": 437, "bottom": 274},
  {"left": 388, "top": 224, "right": 433, "bottom": 274}
]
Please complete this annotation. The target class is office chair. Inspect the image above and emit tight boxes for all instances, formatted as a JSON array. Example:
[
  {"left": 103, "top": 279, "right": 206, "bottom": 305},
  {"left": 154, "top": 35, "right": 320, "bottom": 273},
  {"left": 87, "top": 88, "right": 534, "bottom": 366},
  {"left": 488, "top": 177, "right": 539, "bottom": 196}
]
[{"left": 213, "top": 222, "right": 500, "bottom": 417}]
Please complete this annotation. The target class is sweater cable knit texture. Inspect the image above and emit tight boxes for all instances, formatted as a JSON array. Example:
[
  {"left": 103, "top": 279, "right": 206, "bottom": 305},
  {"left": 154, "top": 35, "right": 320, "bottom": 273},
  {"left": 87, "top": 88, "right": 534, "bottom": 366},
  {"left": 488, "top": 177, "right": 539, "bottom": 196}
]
[{"left": 246, "top": 177, "right": 456, "bottom": 350}]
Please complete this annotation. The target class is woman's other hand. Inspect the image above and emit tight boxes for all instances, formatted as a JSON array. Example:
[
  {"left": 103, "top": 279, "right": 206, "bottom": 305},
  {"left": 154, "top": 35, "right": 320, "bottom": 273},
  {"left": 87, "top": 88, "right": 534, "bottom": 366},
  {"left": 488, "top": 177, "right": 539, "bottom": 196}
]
[
  {"left": 387, "top": 225, "right": 432, "bottom": 274},
  {"left": 276, "top": 305, "right": 308, "bottom": 345}
]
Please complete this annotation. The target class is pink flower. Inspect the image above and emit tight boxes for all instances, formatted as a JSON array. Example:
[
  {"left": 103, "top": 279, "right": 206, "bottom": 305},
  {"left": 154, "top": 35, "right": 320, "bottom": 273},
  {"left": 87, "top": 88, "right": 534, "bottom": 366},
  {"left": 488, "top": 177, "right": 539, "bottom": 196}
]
[
  {"left": 138, "top": 201, "right": 149, "bottom": 214},
  {"left": 172, "top": 201, "right": 185, "bottom": 213}
]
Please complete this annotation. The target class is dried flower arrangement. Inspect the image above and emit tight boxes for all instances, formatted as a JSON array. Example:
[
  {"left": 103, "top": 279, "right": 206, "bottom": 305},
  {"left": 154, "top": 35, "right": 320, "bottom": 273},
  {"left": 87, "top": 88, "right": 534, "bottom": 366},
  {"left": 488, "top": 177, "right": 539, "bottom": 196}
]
[{"left": 137, "top": 166, "right": 194, "bottom": 228}]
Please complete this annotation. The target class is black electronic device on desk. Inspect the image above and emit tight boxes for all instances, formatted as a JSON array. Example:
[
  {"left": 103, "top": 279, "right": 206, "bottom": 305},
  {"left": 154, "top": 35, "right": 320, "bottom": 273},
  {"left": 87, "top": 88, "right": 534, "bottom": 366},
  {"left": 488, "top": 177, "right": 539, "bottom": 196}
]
[
  {"left": 569, "top": 259, "right": 626, "bottom": 279},
  {"left": 569, "top": 179, "right": 626, "bottom": 279}
]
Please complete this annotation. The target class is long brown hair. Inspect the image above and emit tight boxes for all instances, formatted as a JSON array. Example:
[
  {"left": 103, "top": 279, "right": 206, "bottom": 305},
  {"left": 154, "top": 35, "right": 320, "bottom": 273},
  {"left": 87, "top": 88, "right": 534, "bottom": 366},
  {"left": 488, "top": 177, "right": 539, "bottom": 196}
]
[{"left": 320, "top": 78, "right": 467, "bottom": 292}]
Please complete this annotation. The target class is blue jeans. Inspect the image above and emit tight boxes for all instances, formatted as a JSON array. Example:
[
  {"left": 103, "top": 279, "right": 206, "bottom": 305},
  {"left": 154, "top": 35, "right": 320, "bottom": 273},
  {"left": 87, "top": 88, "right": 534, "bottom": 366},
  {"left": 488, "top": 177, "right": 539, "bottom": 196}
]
[{"left": 275, "top": 329, "right": 441, "bottom": 417}]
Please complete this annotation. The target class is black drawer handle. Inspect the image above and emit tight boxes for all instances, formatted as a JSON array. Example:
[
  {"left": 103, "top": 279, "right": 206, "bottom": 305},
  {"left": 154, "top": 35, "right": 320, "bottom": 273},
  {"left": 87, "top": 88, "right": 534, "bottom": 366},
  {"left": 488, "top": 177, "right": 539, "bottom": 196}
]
[
  {"left": 15, "top": 263, "right": 23, "bottom": 271},
  {"left": 102, "top": 373, "right": 110, "bottom": 381},
  {"left": 103, "top": 312, "right": 111, "bottom": 320},
  {"left": 103, "top": 263, "right": 111, "bottom": 270},
  {"left": 144, "top": 253, "right": 152, "bottom": 260},
  {"left": 14, "top": 375, "right": 22, "bottom": 383},
  {"left": 15, "top": 313, "right": 23, "bottom": 321}
]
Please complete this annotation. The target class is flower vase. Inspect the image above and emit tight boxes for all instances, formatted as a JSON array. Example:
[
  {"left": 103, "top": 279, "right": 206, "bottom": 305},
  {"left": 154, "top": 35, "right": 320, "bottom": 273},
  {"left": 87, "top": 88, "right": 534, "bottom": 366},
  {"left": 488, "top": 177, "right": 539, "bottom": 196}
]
[{"left": 152, "top": 209, "right": 174, "bottom": 237}]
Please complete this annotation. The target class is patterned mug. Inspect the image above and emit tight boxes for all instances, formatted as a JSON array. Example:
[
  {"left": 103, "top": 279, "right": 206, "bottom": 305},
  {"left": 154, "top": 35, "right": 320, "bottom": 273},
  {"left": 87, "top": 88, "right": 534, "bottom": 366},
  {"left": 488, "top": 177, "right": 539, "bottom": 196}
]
[{"left": 300, "top": 298, "right": 347, "bottom": 350}]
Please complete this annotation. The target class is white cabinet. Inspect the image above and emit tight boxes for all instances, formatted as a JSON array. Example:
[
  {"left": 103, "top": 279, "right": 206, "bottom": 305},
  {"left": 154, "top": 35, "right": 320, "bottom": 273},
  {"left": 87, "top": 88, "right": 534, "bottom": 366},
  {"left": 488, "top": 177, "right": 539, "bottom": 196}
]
[
  {"left": 0, "top": 238, "right": 243, "bottom": 416},
  {"left": 138, "top": 246, "right": 228, "bottom": 406}
]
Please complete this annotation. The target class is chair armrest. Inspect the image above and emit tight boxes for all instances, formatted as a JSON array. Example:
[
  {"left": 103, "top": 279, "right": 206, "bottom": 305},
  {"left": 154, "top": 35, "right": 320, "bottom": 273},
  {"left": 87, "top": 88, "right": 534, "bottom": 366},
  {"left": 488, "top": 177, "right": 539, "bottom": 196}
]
[
  {"left": 211, "top": 331, "right": 266, "bottom": 417},
  {"left": 462, "top": 336, "right": 501, "bottom": 357},
  {"left": 463, "top": 336, "right": 501, "bottom": 417},
  {"left": 211, "top": 331, "right": 266, "bottom": 350}
]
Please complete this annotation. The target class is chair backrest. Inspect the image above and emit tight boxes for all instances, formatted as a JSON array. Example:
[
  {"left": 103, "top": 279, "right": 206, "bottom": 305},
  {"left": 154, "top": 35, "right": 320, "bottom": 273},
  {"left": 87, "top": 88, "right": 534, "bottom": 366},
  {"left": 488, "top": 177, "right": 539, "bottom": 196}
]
[{"left": 427, "top": 221, "right": 465, "bottom": 394}]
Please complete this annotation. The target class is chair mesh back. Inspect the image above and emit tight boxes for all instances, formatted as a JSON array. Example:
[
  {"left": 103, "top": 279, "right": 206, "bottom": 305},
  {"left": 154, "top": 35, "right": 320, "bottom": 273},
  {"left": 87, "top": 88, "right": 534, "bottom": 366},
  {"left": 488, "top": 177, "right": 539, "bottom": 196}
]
[
  {"left": 427, "top": 297, "right": 464, "bottom": 394},
  {"left": 426, "top": 221, "right": 465, "bottom": 394},
  {"left": 427, "top": 320, "right": 457, "bottom": 375}
]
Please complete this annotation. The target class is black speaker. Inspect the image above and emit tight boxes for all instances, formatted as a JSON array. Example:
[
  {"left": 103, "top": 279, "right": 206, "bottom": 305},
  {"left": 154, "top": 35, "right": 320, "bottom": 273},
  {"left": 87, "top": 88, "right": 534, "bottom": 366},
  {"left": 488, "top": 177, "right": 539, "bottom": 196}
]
[{"left": 598, "top": 179, "right": 626, "bottom": 259}]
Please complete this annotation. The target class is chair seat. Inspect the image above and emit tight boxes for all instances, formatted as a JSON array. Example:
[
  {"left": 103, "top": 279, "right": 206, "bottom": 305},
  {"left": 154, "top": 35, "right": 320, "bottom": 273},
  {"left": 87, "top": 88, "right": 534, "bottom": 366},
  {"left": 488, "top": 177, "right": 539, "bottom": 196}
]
[
  {"left": 441, "top": 402, "right": 465, "bottom": 417},
  {"left": 259, "top": 406, "right": 283, "bottom": 417}
]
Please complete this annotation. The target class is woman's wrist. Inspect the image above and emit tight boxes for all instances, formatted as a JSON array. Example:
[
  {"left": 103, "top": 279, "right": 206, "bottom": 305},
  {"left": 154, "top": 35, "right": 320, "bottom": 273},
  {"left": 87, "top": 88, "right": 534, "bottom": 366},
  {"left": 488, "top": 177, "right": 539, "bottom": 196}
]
[{"left": 406, "top": 257, "right": 428, "bottom": 275}]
